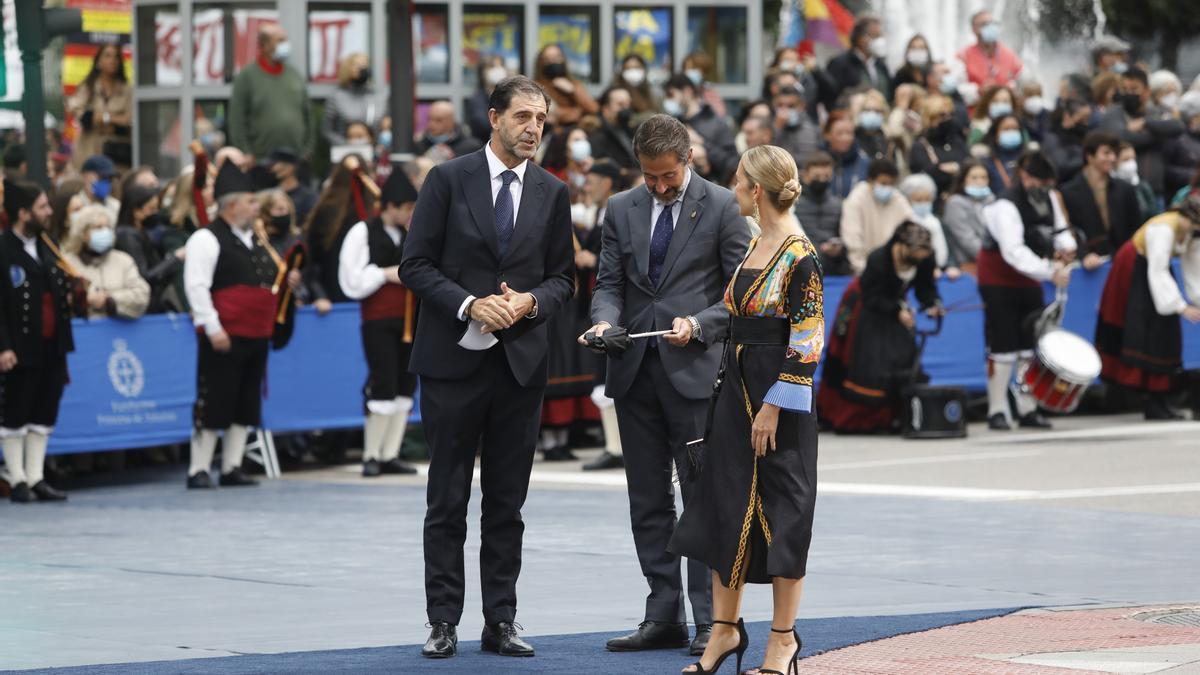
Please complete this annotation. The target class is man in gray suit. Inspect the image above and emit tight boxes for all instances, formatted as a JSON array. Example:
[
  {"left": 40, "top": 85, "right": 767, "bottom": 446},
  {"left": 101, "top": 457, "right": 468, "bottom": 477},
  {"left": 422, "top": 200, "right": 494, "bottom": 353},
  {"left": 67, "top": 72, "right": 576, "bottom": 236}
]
[{"left": 582, "top": 114, "right": 750, "bottom": 655}]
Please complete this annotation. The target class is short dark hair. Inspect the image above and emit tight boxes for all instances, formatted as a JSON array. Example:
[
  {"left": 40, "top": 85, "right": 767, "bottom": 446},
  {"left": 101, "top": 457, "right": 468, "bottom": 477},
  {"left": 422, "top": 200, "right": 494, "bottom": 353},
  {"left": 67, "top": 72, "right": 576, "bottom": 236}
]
[
  {"left": 664, "top": 74, "right": 696, "bottom": 97},
  {"left": 867, "top": 158, "right": 899, "bottom": 180},
  {"left": 599, "top": 86, "right": 630, "bottom": 108},
  {"left": 1018, "top": 150, "right": 1057, "bottom": 181},
  {"left": 1082, "top": 130, "right": 1121, "bottom": 159},
  {"left": 3, "top": 179, "right": 44, "bottom": 223},
  {"left": 1122, "top": 66, "right": 1149, "bottom": 88},
  {"left": 489, "top": 75, "right": 551, "bottom": 116},
  {"left": 850, "top": 14, "right": 880, "bottom": 47},
  {"left": 803, "top": 151, "right": 834, "bottom": 170},
  {"left": 633, "top": 114, "right": 691, "bottom": 163}
]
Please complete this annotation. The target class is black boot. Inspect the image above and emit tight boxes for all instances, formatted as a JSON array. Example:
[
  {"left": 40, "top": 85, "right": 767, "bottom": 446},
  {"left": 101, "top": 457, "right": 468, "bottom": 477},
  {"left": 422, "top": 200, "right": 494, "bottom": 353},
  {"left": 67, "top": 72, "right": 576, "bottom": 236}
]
[
  {"left": 31, "top": 481, "right": 67, "bottom": 501},
  {"left": 10, "top": 482, "right": 33, "bottom": 503}
]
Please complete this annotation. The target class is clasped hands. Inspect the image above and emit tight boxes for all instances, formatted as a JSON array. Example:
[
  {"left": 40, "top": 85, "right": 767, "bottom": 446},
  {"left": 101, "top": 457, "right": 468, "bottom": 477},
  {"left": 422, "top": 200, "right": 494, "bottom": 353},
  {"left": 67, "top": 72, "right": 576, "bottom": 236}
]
[{"left": 470, "top": 282, "right": 535, "bottom": 334}]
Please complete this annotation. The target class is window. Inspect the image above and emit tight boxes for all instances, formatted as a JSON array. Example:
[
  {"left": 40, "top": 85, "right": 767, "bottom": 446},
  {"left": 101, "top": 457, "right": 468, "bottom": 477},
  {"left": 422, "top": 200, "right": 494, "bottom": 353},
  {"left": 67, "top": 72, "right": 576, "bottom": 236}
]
[
  {"left": 463, "top": 5, "right": 523, "bottom": 84},
  {"left": 192, "top": 4, "right": 279, "bottom": 85},
  {"left": 686, "top": 7, "right": 748, "bottom": 84},
  {"left": 136, "top": 6, "right": 180, "bottom": 86},
  {"left": 308, "top": 4, "right": 372, "bottom": 85},
  {"left": 138, "top": 100, "right": 182, "bottom": 176},
  {"left": 414, "top": 4, "right": 450, "bottom": 84},
  {"left": 538, "top": 6, "right": 600, "bottom": 84},
  {"left": 615, "top": 7, "right": 673, "bottom": 84}
]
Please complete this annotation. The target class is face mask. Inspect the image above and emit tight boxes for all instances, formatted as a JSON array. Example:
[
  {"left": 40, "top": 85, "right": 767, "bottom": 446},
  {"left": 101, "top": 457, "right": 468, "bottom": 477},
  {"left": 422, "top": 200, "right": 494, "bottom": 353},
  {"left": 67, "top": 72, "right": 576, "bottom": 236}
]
[
  {"left": 912, "top": 201, "right": 934, "bottom": 218},
  {"left": 858, "top": 110, "right": 884, "bottom": 131},
  {"left": 570, "top": 173, "right": 587, "bottom": 190},
  {"left": 143, "top": 213, "right": 168, "bottom": 230},
  {"left": 544, "top": 62, "right": 567, "bottom": 79},
  {"left": 273, "top": 41, "right": 291, "bottom": 63},
  {"left": 1112, "top": 60, "right": 1129, "bottom": 75},
  {"left": 622, "top": 68, "right": 645, "bottom": 86},
  {"left": 663, "top": 98, "right": 684, "bottom": 118},
  {"left": 873, "top": 184, "right": 894, "bottom": 203},
  {"left": 616, "top": 108, "right": 634, "bottom": 129},
  {"left": 92, "top": 178, "right": 112, "bottom": 201},
  {"left": 869, "top": 37, "right": 888, "bottom": 59},
  {"left": 907, "top": 49, "right": 929, "bottom": 67},
  {"left": 1120, "top": 92, "right": 1143, "bottom": 116},
  {"left": 930, "top": 119, "right": 955, "bottom": 140},
  {"left": 685, "top": 69, "right": 704, "bottom": 86},
  {"left": 965, "top": 185, "right": 992, "bottom": 200},
  {"left": 426, "top": 133, "right": 451, "bottom": 145},
  {"left": 570, "top": 202, "right": 591, "bottom": 224},
  {"left": 379, "top": 130, "right": 392, "bottom": 148},
  {"left": 353, "top": 68, "right": 371, "bottom": 86},
  {"left": 1027, "top": 185, "right": 1051, "bottom": 205},
  {"left": 1023, "top": 96, "right": 1045, "bottom": 116},
  {"left": 779, "top": 60, "right": 798, "bottom": 73},
  {"left": 1160, "top": 93, "right": 1180, "bottom": 110},
  {"left": 904, "top": 253, "right": 927, "bottom": 266},
  {"left": 786, "top": 109, "right": 802, "bottom": 128},
  {"left": 569, "top": 139, "right": 592, "bottom": 163},
  {"left": 263, "top": 214, "right": 288, "bottom": 233},
  {"left": 485, "top": 66, "right": 508, "bottom": 88},
  {"left": 1115, "top": 158, "right": 1140, "bottom": 183},
  {"left": 989, "top": 101, "right": 1013, "bottom": 119},
  {"left": 939, "top": 73, "right": 959, "bottom": 95},
  {"left": 805, "top": 179, "right": 830, "bottom": 199},
  {"left": 88, "top": 228, "right": 115, "bottom": 254},
  {"left": 998, "top": 129, "right": 1023, "bottom": 150},
  {"left": 980, "top": 23, "right": 1001, "bottom": 45}
]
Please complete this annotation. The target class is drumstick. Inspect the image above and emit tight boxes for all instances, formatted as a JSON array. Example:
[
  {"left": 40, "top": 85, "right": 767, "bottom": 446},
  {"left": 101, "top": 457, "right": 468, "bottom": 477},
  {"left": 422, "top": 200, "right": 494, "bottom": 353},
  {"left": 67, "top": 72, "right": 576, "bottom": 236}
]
[
  {"left": 188, "top": 140, "right": 218, "bottom": 177},
  {"left": 342, "top": 155, "right": 382, "bottom": 198},
  {"left": 629, "top": 329, "right": 677, "bottom": 338},
  {"left": 403, "top": 292, "right": 414, "bottom": 343}
]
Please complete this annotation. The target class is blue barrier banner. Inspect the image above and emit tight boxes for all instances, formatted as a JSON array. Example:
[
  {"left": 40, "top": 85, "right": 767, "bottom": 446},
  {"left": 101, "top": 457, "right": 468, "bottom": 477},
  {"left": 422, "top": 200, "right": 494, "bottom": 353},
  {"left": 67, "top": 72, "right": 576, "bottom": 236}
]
[{"left": 44, "top": 264, "right": 1200, "bottom": 455}]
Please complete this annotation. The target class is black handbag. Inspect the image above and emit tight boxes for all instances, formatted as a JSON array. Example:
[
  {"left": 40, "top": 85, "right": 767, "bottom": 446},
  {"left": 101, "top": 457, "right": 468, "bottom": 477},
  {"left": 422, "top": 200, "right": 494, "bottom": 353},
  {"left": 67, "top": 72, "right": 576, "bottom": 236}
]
[{"left": 682, "top": 324, "right": 732, "bottom": 481}]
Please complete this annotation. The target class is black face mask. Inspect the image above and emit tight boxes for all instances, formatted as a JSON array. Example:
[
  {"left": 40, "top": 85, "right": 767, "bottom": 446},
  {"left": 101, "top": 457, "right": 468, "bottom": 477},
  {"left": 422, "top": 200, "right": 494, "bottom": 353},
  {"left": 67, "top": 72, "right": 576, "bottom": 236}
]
[
  {"left": 805, "top": 179, "right": 830, "bottom": 200},
  {"left": 1119, "top": 93, "right": 1143, "bottom": 116},
  {"left": 929, "top": 119, "right": 955, "bottom": 141},
  {"left": 544, "top": 62, "right": 567, "bottom": 79},
  {"left": 616, "top": 108, "right": 634, "bottom": 130},
  {"left": 353, "top": 68, "right": 371, "bottom": 86},
  {"left": 143, "top": 213, "right": 168, "bottom": 230},
  {"left": 270, "top": 214, "right": 291, "bottom": 234}
]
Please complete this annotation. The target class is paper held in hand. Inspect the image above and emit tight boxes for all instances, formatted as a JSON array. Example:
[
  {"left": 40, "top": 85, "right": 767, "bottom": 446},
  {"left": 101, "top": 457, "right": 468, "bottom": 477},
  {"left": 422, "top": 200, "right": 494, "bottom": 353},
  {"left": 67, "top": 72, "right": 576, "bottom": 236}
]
[{"left": 458, "top": 319, "right": 500, "bottom": 351}]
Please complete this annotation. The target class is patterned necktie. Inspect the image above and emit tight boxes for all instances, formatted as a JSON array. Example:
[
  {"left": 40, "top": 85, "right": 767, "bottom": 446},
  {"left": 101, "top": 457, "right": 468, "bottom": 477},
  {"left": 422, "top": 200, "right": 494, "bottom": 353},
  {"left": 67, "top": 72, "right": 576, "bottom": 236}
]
[
  {"left": 495, "top": 170, "right": 517, "bottom": 257},
  {"left": 648, "top": 201, "right": 675, "bottom": 286}
]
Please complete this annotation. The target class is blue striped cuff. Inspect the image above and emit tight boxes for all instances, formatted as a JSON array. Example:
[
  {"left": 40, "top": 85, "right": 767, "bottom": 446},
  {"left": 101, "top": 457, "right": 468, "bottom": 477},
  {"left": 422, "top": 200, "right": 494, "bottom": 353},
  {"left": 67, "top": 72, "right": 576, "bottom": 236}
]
[{"left": 763, "top": 381, "right": 813, "bottom": 413}]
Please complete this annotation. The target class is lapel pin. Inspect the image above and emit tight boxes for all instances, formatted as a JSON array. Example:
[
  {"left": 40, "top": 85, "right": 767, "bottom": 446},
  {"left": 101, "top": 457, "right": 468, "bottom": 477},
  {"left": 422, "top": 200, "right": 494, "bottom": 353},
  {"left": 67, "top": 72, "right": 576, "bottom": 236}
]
[{"left": 690, "top": 210, "right": 697, "bottom": 219}]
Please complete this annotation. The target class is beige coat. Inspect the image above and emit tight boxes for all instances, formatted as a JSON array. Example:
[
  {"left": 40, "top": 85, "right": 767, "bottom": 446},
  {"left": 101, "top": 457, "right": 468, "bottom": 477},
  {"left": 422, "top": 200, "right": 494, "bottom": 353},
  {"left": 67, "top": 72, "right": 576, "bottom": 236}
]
[
  {"left": 64, "top": 250, "right": 150, "bottom": 319},
  {"left": 67, "top": 80, "right": 133, "bottom": 168},
  {"left": 840, "top": 181, "right": 915, "bottom": 275}
]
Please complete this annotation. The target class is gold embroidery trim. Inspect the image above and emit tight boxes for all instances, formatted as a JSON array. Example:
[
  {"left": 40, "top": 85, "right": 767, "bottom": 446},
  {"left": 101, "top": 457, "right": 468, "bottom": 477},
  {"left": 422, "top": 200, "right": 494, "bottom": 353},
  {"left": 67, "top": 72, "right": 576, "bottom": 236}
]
[
  {"left": 729, "top": 343, "right": 761, "bottom": 589},
  {"left": 738, "top": 236, "right": 801, "bottom": 316},
  {"left": 779, "top": 374, "right": 813, "bottom": 386}
]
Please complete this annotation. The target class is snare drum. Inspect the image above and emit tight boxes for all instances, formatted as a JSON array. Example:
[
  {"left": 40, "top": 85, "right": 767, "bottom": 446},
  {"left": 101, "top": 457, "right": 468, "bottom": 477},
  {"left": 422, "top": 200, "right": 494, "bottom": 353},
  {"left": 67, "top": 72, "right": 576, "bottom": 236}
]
[{"left": 1020, "top": 329, "right": 1102, "bottom": 413}]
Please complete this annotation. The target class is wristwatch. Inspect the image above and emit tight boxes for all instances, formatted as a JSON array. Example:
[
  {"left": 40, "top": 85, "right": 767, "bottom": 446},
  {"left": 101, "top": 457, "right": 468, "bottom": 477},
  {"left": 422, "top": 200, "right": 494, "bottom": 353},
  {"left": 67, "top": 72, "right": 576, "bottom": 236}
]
[{"left": 686, "top": 315, "right": 701, "bottom": 341}]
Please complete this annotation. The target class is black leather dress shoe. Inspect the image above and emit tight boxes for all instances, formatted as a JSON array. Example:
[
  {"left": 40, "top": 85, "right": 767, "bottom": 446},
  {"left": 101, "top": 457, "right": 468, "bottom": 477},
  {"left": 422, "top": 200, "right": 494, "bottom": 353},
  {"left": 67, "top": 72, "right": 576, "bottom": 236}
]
[
  {"left": 987, "top": 413, "right": 1011, "bottom": 431},
  {"left": 380, "top": 458, "right": 418, "bottom": 474},
  {"left": 362, "top": 459, "right": 381, "bottom": 477},
  {"left": 31, "top": 481, "right": 66, "bottom": 501},
  {"left": 582, "top": 450, "right": 624, "bottom": 471},
  {"left": 421, "top": 621, "right": 457, "bottom": 658},
  {"left": 689, "top": 624, "right": 711, "bottom": 656},
  {"left": 1018, "top": 412, "right": 1052, "bottom": 429},
  {"left": 606, "top": 621, "right": 689, "bottom": 652},
  {"left": 219, "top": 468, "right": 259, "bottom": 487},
  {"left": 481, "top": 622, "right": 534, "bottom": 657},
  {"left": 187, "top": 471, "right": 213, "bottom": 489},
  {"left": 10, "top": 482, "right": 33, "bottom": 503},
  {"left": 1144, "top": 396, "right": 1184, "bottom": 420},
  {"left": 541, "top": 445, "right": 578, "bottom": 462}
]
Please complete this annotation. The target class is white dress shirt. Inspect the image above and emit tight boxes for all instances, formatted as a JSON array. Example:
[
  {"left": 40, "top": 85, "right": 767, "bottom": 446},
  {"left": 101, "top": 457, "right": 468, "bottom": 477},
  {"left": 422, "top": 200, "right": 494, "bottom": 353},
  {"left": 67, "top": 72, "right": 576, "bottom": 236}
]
[
  {"left": 16, "top": 231, "right": 39, "bottom": 261},
  {"left": 338, "top": 220, "right": 402, "bottom": 300},
  {"left": 456, "top": 143, "right": 534, "bottom": 322},
  {"left": 982, "top": 190, "right": 1077, "bottom": 282},
  {"left": 649, "top": 168, "right": 692, "bottom": 238},
  {"left": 184, "top": 224, "right": 256, "bottom": 336}
]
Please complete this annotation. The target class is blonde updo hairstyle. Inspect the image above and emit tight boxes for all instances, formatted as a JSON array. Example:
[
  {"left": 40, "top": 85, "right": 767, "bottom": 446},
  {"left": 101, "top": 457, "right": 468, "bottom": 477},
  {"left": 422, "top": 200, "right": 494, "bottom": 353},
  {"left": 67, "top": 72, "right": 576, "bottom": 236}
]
[{"left": 740, "top": 145, "right": 802, "bottom": 213}]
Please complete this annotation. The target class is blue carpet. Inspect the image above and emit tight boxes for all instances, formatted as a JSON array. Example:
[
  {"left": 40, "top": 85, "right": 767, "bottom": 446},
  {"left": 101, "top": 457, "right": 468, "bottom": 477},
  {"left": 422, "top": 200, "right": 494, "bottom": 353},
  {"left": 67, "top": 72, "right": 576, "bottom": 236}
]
[{"left": 17, "top": 607, "right": 1023, "bottom": 674}]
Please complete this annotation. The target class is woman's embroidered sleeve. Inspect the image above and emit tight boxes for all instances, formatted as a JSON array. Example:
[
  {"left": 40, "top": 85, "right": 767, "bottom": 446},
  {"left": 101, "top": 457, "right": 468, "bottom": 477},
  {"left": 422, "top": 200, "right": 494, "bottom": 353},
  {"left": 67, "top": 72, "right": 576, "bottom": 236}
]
[{"left": 763, "top": 248, "right": 824, "bottom": 412}]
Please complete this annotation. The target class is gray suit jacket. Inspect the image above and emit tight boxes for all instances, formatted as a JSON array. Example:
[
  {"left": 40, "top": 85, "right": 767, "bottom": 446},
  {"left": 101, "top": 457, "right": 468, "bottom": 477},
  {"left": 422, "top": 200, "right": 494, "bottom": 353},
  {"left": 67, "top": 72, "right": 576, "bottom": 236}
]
[{"left": 591, "top": 173, "right": 750, "bottom": 400}]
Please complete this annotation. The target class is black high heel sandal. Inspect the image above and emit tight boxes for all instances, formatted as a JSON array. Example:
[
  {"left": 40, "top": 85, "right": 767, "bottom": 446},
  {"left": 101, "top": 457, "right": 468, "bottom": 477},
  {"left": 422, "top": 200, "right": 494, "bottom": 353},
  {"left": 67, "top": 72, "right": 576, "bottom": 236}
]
[
  {"left": 682, "top": 618, "right": 748, "bottom": 674},
  {"left": 744, "top": 626, "right": 802, "bottom": 675}
]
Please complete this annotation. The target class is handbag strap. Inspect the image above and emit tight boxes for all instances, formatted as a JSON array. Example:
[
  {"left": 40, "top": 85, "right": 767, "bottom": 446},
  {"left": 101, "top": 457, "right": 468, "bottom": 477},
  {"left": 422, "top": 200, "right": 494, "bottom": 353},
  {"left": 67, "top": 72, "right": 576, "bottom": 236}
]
[{"left": 702, "top": 323, "right": 733, "bottom": 440}]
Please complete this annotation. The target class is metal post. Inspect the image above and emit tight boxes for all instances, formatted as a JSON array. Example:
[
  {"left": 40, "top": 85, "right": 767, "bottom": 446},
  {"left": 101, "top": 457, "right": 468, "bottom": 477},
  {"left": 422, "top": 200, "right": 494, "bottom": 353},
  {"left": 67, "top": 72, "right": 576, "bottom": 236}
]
[
  {"left": 386, "top": 0, "right": 415, "bottom": 164},
  {"left": 15, "top": 0, "right": 49, "bottom": 188}
]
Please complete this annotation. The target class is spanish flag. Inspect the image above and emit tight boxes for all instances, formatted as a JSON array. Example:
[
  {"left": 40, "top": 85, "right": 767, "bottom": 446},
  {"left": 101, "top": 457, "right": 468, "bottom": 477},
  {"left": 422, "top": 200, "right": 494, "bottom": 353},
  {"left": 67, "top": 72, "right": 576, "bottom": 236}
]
[{"left": 804, "top": 0, "right": 854, "bottom": 49}]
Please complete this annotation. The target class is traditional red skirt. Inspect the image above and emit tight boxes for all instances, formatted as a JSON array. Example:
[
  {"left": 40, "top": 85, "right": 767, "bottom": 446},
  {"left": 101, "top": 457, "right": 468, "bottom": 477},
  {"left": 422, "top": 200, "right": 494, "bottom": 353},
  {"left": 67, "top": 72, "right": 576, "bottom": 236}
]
[{"left": 1094, "top": 242, "right": 1178, "bottom": 393}]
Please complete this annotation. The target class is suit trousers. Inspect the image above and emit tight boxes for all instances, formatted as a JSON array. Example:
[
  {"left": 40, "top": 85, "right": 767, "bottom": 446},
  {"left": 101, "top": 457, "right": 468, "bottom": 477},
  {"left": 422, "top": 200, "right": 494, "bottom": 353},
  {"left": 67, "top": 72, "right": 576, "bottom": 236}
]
[
  {"left": 422, "top": 345, "right": 544, "bottom": 626},
  {"left": 615, "top": 348, "right": 713, "bottom": 625}
]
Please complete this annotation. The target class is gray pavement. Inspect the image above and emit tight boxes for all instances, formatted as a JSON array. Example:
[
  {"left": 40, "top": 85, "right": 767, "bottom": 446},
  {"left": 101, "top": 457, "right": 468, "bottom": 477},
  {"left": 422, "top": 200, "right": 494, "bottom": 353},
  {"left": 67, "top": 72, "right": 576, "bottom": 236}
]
[{"left": 1, "top": 414, "right": 1198, "bottom": 671}]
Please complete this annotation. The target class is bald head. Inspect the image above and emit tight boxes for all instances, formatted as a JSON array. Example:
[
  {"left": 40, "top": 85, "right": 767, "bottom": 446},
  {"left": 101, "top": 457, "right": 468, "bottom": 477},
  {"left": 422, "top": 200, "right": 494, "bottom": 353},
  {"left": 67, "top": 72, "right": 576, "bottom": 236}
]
[
  {"left": 258, "top": 24, "right": 287, "bottom": 60},
  {"left": 425, "top": 100, "right": 458, "bottom": 139}
]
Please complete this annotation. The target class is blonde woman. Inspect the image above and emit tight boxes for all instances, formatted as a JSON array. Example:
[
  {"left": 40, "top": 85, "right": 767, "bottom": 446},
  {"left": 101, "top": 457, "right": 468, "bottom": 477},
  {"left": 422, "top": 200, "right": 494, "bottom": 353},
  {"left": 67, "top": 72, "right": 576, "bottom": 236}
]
[
  {"left": 670, "top": 145, "right": 824, "bottom": 675},
  {"left": 63, "top": 204, "right": 149, "bottom": 319},
  {"left": 322, "top": 52, "right": 388, "bottom": 146}
]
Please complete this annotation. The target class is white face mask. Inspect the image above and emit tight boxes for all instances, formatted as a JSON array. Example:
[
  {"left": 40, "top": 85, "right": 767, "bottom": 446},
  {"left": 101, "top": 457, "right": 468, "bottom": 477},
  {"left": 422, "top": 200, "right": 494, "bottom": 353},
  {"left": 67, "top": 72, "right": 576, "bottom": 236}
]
[
  {"left": 1160, "top": 93, "right": 1180, "bottom": 110},
  {"left": 906, "top": 49, "right": 929, "bottom": 67},
  {"left": 1023, "top": 96, "right": 1045, "bottom": 116},
  {"left": 273, "top": 40, "right": 291, "bottom": 63},
  {"left": 485, "top": 66, "right": 508, "bottom": 88},
  {"left": 1114, "top": 158, "right": 1140, "bottom": 183},
  {"left": 622, "top": 68, "right": 645, "bottom": 86},
  {"left": 569, "top": 138, "right": 592, "bottom": 163},
  {"left": 869, "top": 37, "right": 888, "bottom": 59}
]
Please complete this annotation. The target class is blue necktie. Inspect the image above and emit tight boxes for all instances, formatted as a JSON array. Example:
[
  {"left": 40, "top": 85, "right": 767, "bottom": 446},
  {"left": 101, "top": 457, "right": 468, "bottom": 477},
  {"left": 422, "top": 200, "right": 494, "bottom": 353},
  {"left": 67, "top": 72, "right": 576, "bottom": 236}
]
[
  {"left": 495, "top": 170, "right": 517, "bottom": 257},
  {"left": 648, "top": 202, "right": 674, "bottom": 287}
]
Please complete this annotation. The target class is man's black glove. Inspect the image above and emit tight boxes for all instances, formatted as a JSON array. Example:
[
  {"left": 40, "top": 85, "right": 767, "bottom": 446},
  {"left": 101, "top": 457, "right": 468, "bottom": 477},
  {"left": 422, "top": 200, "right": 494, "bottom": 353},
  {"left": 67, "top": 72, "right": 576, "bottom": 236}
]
[{"left": 584, "top": 326, "right": 630, "bottom": 357}]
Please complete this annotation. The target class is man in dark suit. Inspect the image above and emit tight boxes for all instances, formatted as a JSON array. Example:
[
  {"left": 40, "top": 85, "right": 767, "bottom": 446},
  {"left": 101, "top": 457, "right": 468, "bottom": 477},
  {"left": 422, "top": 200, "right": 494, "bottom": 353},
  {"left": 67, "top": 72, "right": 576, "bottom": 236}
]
[
  {"left": 589, "top": 87, "right": 639, "bottom": 170},
  {"left": 401, "top": 76, "right": 574, "bottom": 660},
  {"left": 583, "top": 114, "right": 750, "bottom": 656},
  {"left": 823, "top": 13, "right": 892, "bottom": 106},
  {"left": 1060, "top": 131, "right": 1142, "bottom": 268}
]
